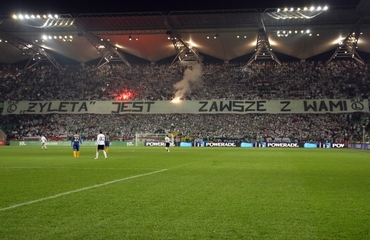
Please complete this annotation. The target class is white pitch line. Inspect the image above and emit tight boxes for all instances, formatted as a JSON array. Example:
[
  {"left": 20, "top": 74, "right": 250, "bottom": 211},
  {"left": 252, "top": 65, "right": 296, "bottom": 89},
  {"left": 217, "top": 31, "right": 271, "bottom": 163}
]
[
  {"left": 0, "top": 168, "right": 167, "bottom": 212},
  {"left": 0, "top": 167, "right": 162, "bottom": 170}
]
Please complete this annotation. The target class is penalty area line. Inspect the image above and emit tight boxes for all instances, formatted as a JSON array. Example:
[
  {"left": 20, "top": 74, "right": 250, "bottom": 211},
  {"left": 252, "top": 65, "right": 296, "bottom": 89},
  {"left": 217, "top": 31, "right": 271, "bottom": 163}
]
[{"left": 0, "top": 168, "right": 168, "bottom": 212}]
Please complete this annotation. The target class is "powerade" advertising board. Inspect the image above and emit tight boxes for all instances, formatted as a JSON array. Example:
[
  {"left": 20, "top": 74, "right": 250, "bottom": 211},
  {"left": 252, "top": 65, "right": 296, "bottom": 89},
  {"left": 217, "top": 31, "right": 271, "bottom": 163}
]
[{"left": 144, "top": 141, "right": 347, "bottom": 148}]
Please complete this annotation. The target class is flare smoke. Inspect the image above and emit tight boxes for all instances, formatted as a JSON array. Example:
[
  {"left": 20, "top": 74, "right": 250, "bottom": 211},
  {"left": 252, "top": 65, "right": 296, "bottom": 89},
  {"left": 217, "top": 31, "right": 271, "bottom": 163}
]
[{"left": 173, "top": 64, "right": 202, "bottom": 99}]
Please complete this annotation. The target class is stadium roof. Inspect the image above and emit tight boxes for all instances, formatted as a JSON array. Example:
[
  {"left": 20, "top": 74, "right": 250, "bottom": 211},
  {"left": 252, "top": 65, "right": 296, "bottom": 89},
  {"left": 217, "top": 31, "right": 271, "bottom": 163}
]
[{"left": 0, "top": 1, "right": 370, "bottom": 65}]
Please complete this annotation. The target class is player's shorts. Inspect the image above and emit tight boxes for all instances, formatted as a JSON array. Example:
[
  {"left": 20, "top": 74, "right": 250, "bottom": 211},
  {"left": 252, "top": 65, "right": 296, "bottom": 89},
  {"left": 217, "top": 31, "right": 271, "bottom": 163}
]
[
  {"left": 105, "top": 141, "right": 110, "bottom": 147},
  {"left": 97, "top": 144, "right": 105, "bottom": 150},
  {"left": 73, "top": 144, "right": 80, "bottom": 151},
  {"left": 166, "top": 142, "right": 170, "bottom": 147}
]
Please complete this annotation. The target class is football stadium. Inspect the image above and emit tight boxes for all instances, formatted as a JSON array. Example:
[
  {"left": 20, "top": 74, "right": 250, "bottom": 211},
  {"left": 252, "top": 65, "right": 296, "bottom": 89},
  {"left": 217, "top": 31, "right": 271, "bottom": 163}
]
[{"left": 1, "top": 1, "right": 370, "bottom": 239}]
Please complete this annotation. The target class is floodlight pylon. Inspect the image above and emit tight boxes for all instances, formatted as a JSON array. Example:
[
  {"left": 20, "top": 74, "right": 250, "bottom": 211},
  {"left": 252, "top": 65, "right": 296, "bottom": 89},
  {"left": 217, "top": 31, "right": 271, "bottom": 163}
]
[
  {"left": 247, "top": 28, "right": 281, "bottom": 66},
  {"left": 326, "top": 18, "right": 364, "bottom": 65},
  {"left": 73, "top": 24, "right": 131, "bottom": 68},
  {"left": 0, "top": 31, "right": 62, "bottom": 70},
  {"left": 165, "top": 21, "right": 204, "bottom": 67}
]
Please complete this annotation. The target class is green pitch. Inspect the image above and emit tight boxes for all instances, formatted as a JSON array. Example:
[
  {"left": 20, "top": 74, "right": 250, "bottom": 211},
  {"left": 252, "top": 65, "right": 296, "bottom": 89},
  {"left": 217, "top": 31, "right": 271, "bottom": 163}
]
[{"left": 0, "top": 146, "right": 369, "bottom": 239}]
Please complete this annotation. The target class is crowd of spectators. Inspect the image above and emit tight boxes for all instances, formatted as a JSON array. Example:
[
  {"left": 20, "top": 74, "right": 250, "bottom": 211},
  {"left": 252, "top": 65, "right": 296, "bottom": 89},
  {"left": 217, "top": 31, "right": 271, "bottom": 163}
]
[
  {"left": 1, "top": 60, "right": 369, "bottom": 101},
  {"left": 1, "top": 113, "right": 362, "bottom": 143},
  {"left": 1, "top": 60, "right": 369, "bottom": 142}
]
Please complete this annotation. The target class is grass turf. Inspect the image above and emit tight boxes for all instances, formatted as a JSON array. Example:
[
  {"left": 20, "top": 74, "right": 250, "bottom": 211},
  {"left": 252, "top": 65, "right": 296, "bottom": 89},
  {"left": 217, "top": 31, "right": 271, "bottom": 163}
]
[{"left": 0, "top": 146, "right": 370, "bottom": 239}]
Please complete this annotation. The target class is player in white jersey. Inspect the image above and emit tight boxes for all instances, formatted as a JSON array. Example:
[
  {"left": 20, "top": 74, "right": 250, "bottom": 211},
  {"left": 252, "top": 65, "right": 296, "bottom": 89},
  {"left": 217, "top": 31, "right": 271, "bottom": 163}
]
[
  {"left": 40, "top": 135, "right": 48, "bottom": 150},
  {"left": 95, "top": 130, "right": 107, "bottom": 159},
  {"left": 165, "top": 135, "right": 170, "bottom": 152}
]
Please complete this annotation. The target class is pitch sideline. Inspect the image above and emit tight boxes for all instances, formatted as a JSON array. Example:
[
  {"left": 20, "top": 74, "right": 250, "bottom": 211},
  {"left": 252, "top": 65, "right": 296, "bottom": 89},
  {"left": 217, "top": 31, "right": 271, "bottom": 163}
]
[{"left": 0, "top": 168, "right": 168, "bottom": 212}]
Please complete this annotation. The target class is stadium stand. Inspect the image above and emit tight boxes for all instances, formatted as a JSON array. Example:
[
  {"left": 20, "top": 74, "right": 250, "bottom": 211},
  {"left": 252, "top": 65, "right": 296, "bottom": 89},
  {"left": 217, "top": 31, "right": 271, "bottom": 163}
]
[
  {"left": 1, "top": 5, "right": 370, "bottom": 144},
  {"left": 1, "top": 61, "right": 369, "bottom": 143}
]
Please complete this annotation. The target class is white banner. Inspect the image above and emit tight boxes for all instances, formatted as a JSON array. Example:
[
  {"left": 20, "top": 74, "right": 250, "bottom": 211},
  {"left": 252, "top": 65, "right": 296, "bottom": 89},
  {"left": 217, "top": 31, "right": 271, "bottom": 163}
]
[{"left": 2, "top": 99, "right": 368, "bottom": 115}]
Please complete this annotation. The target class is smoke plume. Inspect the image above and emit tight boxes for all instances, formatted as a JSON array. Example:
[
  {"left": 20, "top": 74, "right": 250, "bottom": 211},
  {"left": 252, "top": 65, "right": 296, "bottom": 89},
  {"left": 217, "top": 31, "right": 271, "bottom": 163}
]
[{"left": 173, "top": 63, "right": 202, "bottom": 100}]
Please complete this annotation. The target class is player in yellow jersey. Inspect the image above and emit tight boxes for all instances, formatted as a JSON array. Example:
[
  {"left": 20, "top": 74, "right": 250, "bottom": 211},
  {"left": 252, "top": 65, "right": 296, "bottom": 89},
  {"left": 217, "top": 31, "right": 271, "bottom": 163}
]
[{"left": 71, "top": 131, "right": 82, "bottom": 158}]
